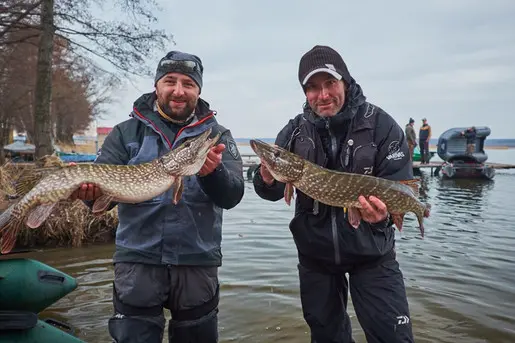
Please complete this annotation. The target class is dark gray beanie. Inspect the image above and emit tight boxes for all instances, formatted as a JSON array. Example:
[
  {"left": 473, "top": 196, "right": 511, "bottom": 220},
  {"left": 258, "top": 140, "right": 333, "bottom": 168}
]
[
  {"left": 298, "top": 45, "right": 352, "bottom": 87},
  {"left": 154, "top": 51, "right": 203, "bottom": 90}
]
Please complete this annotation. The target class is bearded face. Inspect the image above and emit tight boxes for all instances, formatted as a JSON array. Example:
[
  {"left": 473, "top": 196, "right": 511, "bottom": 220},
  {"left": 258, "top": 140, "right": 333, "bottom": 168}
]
[{"left": 155, "top": 72, "right": 200, "bottom": 121}]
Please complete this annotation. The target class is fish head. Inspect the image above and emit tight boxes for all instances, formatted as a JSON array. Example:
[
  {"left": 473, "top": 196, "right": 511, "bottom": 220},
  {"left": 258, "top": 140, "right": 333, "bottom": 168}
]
[
  {"left": 249, "top": 139, "right": 303, "bottom": 183},
  {"left": 161, "top": 128, "right": 221, "bottom": 175}
]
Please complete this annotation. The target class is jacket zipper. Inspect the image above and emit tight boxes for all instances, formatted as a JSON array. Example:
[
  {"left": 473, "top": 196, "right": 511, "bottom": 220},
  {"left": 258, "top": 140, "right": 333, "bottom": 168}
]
[
  {"left": 132, "top": 108, "right": 215, "bottom": 265},
  {"left": 132, "top": 108, "right": 216, "bottom": 150},
  {"left": 172, "top": 113, "right": 215, "bottom": 147},
  {"left": 313, "top": 154, "right": 328, "bottom": 216},
  {"left": 345, "top": 139, "right": 355, "bottom": 171},
  {"left": 326, "top": 120, "right": 341, "bottom": 265}
]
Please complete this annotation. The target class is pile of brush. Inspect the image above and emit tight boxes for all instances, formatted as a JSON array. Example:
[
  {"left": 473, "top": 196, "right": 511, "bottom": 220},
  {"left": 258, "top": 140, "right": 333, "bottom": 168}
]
[{"left": 0, "top": 155, "right": 118, "bottom": 250}]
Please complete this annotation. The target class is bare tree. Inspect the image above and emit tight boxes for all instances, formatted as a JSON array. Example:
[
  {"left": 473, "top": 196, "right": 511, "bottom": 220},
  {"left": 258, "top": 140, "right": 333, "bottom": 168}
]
[
  {"left": 1, "top": 0, "right": 173, "bottom": 158},
  {"left": 32, "top": 0, "right": 54, "bottom": 157}
]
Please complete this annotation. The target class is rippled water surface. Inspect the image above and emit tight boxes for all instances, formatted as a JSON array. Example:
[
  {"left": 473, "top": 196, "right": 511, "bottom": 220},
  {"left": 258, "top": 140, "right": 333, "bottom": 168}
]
[{"left": 6, "top": 149, "right": 515, "bottom": 342}]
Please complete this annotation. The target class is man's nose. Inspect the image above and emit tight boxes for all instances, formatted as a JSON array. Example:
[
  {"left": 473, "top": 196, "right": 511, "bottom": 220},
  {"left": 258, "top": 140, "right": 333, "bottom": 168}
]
[
  {"left": 173, "top": 83, "right": 185, "bottom": 95},
  {"left": 319, "top": 87, "right": 330, "bottom": 98}
]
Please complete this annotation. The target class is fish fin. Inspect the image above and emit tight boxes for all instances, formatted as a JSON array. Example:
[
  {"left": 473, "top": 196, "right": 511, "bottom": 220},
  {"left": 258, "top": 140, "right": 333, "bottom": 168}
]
[
  {"left": 172, "top": 177, "right": 184, "bottom": 205},
  {"left": 14, "top": 164, "right": 66, "bottom": 197},
  {"left": 415, "top": 203, "right": 432, "bottom": 238},
  {"left": 92, "top": 194, "right": 115, "bottom": 214},
  {"left": 391, "top": 213, "right": 405, "bottom": 232},
  {"left": 399, "top": 179, "right": 420, "bottom": 197},
  {"left": 34, "top": 154, "right": 66, "bottom": 168},
  {"left": 284, "top": 183, "right": 294, "bottom": 206},
  {"left": 14, "top": 171, "right": 43, "bottom": 197},
  {"left": 0, "top": 204, "right": 15, "bottom": 232},
  {"left": 26, "top": 203, "right": 57, "bottom": 229},
  {"left": 424, "top": 203, "right": 431, "bottom": 217},
  {"left": 347, "top": 207, "right": 361, "bottom": 229},
  {"left": 1, "top": 219, "right": 22, "bottom": 254}
]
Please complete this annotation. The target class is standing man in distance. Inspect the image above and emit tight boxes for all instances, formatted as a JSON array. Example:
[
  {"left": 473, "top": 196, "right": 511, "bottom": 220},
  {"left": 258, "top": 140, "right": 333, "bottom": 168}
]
[
  {"left": 419, "top": 118, "right": 431, "bottom": 164},
  {"left": 253, "top": 45, "right": 415, "bottom": 343},
  {"left": 405, "top": 118, "right": 417, "bottom": 161},
  {"left": 71, "top": 50, "right": 244, "bottom": 343}
]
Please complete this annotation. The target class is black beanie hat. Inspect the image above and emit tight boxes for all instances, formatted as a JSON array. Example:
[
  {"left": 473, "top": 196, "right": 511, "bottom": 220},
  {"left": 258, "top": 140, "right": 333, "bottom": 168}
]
[
  {"left": 155, "top": 51, "right": 203, "bottom": 90},
  {"left": 298, "top": 45, "right": 352, "bottom": 87}
]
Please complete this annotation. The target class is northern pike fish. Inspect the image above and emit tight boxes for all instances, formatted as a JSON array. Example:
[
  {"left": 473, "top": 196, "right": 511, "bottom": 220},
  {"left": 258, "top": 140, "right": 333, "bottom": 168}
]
[
  {"left": 250, "top": 139, "right": 431, "bottom": 236},
  {"left": 0, "top": 128, "right": 220, "bottom": 254}
]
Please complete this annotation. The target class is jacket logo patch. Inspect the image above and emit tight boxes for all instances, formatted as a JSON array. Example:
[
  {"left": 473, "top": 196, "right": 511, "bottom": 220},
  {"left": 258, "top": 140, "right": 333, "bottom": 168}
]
[
  {"left": 364, "top": 103, "right": 375, "bottom": 118},
  {"left": 325, "top": 63, "right": 336, "bottom": 71},
  {"left": 227, "top": 139, "right": 240, "bottom": 159},
  {"left": 386, "top": 140, "right": 405, "bottom": 161}
]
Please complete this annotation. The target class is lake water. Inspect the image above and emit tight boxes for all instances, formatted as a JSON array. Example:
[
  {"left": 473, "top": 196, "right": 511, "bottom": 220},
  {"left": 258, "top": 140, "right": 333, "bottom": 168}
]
[{"left": 7, "top": 149, "right": 515, "bottom": 342}]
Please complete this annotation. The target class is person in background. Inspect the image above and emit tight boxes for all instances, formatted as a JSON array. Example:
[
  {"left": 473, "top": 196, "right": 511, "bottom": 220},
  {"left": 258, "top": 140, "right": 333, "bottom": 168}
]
[
  {"left": 461, "top": 126, "right": 477, "bottom": 154},
  {"left": 405, "top": 118, "right": 417, "bottom": 162},
  {"left": 70, "top": 50, "right": 244, "bottom": 343},
  {"left": 253, "top": 45, "right": 415, "bottom": 343},
  {"left": 418, "top": 118, "right": 431, "bottom": 164}
]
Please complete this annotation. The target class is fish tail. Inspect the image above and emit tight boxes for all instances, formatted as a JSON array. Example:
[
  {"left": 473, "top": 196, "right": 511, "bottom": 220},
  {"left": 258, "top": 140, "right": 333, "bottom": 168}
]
[
  {"left": 417, "top": 216, "right": 425, "bottom": 238},
  {"left": 0, "top": 205, "right": 22, "bottom": 254},
  {"left": 0, "top": 203, "right": 15, "bottom": 232},
  {"left": 0, "top": 220, "right": 22, "bottom": 254}
]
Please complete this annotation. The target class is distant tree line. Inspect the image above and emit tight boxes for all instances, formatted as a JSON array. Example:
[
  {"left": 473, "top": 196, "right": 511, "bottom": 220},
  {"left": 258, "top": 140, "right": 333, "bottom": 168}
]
[{"left": 0, "top": 0, "right": 174, "bottom": 163}]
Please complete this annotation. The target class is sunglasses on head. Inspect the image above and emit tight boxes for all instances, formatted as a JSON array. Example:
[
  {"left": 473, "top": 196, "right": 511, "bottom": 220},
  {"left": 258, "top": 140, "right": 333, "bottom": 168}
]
[{"left": 159, "top": 59, "right": 200, "bottom": 74}]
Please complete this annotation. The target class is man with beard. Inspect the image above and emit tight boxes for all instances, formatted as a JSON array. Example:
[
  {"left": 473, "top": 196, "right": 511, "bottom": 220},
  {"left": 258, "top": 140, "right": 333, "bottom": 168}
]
[
  {"left": 70, "top": 51, "right": 244, "bottom": 342},
  {"left": 253, "top": 45, "right": 414, "bottom": 343}
]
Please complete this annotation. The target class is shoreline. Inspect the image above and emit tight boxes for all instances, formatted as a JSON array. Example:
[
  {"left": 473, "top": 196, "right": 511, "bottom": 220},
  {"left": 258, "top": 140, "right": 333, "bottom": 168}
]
[{"left": 235, "top": 142, "right": 515, "bottom": 150}]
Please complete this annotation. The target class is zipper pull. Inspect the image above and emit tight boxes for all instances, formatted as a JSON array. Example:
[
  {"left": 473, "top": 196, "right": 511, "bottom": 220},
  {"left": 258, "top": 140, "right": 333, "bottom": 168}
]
[
  {"left": 313, "top": 200, "right": 319, "bottom": 215},
  {"left": 344, "top": 139, "right": 354, "bottom": 166}
]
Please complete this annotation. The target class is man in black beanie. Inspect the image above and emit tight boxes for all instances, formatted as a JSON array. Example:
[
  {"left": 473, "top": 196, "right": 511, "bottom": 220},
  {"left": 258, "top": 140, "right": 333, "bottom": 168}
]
[
  {"left": 254, "top": 45, "right": 417, "bottom": 343},
  {"left": 70, "top": 50, "right": 244, "bottom": 342}
]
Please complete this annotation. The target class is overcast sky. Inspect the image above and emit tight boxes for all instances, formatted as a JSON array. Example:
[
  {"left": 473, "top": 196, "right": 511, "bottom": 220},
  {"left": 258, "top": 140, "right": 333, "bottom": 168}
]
[{"left": 95, "top": 0, "right": 515, "bottom": 139}]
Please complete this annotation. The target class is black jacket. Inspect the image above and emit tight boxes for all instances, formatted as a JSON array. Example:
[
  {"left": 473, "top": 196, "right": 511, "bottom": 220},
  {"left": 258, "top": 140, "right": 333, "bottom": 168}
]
[{"left": 253, "top": 79, "right": 413, "bottom": 269}]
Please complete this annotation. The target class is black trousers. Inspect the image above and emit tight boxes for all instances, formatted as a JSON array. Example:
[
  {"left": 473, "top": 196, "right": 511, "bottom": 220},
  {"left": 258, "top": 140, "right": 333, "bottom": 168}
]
[
  {"left": 419, "top": 139, "right": 429, "bottom": 163},
  {"left": 298, "top": 253, "right": 414, "bottom": 343},
  {"left": 108, "top": 262, "right": 219, "bottom": 343}
]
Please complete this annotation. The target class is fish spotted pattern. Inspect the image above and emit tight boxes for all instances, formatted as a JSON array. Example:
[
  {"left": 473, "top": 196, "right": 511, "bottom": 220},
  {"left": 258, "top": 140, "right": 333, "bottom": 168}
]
[
  {"left": 0, "top": 128, "right": 220, "bottom": 254},
  {"left": 250, "top": 139, "right": 430, "bottom": 236}
]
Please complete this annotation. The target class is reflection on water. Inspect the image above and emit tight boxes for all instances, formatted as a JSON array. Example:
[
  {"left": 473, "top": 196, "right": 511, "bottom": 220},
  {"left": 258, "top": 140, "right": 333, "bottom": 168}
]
[
  {"left": 434, "top": 178, "right": 495, "bottom": 225},
  {"left": 5, "top": 161, "right": 515, "bottom": 342}
]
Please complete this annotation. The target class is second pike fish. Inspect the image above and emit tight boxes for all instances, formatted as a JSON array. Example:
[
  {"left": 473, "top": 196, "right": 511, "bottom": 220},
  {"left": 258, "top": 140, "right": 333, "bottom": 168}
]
[
  {"left": 250, "top": 139, "right": 431, "bottom": 236},
  {"left": 0, "top": 128, "right": 220, "bottom": 254}
]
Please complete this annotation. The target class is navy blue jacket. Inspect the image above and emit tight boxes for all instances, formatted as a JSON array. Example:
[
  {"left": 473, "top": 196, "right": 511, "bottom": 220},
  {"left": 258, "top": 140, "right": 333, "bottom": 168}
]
[{"left": 91, "top": 92, "right": 244, "bottom": 266}]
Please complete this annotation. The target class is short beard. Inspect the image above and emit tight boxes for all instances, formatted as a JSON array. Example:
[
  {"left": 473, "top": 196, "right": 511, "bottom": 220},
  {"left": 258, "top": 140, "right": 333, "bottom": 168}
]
[{"left": 158, "top": 99, "right": 196, "bottom": 122}]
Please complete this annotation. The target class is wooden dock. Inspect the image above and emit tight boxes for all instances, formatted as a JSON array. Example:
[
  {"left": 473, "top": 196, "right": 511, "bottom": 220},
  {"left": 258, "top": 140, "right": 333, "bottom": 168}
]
[
  {"left": 241, "top": 154, "right": 515, "bottom": 177},
  {"left": 412, "top": 161, "right": 515, "bottom": 176}
]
